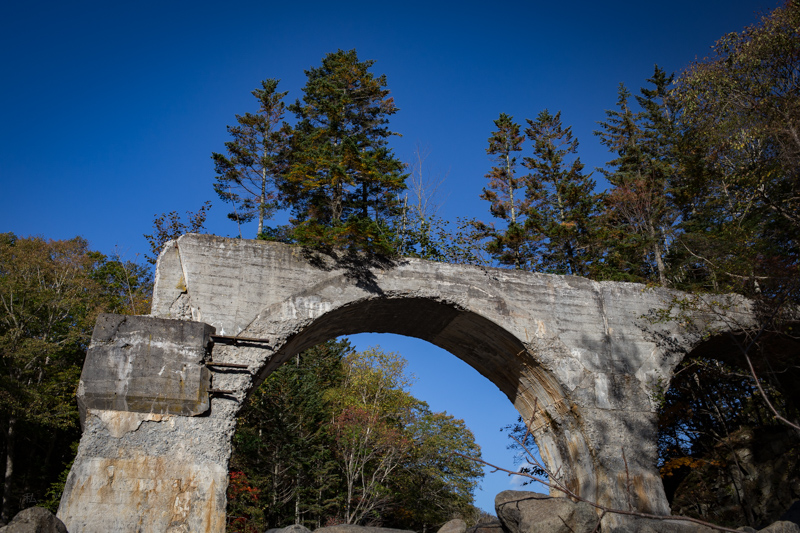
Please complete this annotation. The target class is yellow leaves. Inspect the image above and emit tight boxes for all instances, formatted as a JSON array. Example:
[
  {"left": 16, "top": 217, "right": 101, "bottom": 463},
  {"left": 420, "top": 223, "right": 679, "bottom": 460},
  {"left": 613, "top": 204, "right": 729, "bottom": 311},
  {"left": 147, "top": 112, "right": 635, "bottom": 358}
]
[{"left": 660, "top": 456, "right": 722, "bottom": 478}]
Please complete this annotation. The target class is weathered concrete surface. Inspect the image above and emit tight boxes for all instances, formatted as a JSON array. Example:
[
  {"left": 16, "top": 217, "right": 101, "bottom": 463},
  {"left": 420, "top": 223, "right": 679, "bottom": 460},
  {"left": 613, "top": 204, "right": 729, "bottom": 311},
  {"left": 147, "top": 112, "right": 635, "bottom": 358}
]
[
  {"left": 77, "top": 313, "right": 214, "bottom": 422},
  {"left": 59, "top": 234, "right": 753, "bottom": 532}
]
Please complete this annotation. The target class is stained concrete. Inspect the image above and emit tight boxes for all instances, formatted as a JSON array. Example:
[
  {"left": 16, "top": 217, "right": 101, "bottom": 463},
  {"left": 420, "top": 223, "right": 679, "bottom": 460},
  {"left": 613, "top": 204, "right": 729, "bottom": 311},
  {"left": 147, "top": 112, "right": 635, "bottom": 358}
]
[
  {"left": 77, "top": 313, "right": 214, "bottom": 422},
  {"left": 57, "top": 234, "right": 753, "bottom": 532}
]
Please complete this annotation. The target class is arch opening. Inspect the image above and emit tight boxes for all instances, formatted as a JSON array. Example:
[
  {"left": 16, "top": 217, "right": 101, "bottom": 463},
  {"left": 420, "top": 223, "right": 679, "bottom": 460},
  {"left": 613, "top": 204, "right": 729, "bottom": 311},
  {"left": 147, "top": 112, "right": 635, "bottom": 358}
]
[
  {"left": 243, "top": 295, "right": 572, "bottom": 453},
  {"left": 657, "top": 329, "right": 800, "bottom": 527},
  {"left": 226, "top": 297, "right": 561, "bottom": 529}
]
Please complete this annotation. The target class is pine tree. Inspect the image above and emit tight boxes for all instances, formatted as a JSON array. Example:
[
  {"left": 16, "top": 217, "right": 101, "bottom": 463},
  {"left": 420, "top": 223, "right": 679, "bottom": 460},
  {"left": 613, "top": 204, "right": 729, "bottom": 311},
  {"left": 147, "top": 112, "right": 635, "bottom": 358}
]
[
  {"left": 213, "top": 79, "right": 289, "bottom": 237},
  {"left": 523, "top": 110, "right": 599, "bottom": 276},
  {"left": 478, "top": 113, "right": 534, "bottom": 269},
  {"left": 285, "top": 50, "right": 407, "bottom": 255}
]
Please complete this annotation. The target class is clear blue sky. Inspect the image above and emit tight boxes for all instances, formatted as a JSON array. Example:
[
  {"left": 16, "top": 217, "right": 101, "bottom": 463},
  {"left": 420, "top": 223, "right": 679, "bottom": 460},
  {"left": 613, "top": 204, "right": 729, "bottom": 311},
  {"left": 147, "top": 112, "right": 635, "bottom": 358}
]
[{"left": 1, "top": 0, "right": 782, "bottom": 514}]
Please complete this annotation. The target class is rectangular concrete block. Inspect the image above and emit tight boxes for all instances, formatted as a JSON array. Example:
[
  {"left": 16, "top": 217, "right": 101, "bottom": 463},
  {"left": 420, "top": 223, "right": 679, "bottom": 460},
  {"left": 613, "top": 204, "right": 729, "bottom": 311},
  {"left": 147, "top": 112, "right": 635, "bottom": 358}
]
[{"left": 78, "top": 313, "right": 215, "bottom": 420}]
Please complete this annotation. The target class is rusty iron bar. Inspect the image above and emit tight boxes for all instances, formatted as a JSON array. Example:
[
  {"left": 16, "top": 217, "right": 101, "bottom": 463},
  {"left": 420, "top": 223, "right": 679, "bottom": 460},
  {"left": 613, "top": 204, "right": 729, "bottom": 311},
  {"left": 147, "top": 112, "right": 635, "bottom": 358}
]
[
  {"left": 208, "top": 388, "right": 235, "bottom": 394},
  {"left": 210, "top": 334, "right": 271, "bottom": 346},
  {"left": 205, "top": 362, "right": 250, "bottom": 369}
]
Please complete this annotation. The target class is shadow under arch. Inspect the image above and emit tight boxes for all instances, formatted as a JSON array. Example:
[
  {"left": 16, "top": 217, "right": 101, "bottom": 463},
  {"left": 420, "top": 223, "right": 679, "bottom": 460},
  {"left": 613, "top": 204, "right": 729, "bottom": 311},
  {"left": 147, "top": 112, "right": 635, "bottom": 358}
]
[
  {"left": 657, "top": 324, "right": 800, "bottom": 518},
  {"left": 236, "top": 292, "right": 597, "bottom": 505}
]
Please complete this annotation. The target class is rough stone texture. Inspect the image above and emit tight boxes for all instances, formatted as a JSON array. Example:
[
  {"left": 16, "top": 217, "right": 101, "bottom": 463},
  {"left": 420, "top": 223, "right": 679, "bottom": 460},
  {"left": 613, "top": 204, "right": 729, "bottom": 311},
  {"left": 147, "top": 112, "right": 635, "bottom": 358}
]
[
  {"left": 437, "top": 518, "right": 467, "bottom": 533},
  {"left": 760, "top": 522, "right": 800, "bottom": 533},
  {"left": 629, "top": 518, "right": 719, "bottom": 532},
  {"left": 315, "top": 526, "right": 415, "bottom": 533},
  {"left": 495, "top": 490, "right": 598, "bottom": 533},
  {"left": 58, "top": 234, "right": 755, "bottom": 533},
  {"left": 265, "top": 525, "right": 313, "bottom": 533},
  {"left": 77, "top": 313, "right": 214, "bottom": 421},
  {"left": 465, "top": 519, "right": 503, "bottom": 533},
  {"left": 0, "top": 507, "right": 67, "bottom": 533}
]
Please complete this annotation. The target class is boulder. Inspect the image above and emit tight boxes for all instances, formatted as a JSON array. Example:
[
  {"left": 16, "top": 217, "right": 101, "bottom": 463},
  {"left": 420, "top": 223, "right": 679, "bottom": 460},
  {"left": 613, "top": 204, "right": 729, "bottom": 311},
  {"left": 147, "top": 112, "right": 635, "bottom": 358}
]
[
  {"left": 494, "top": 490, "right": 598, "bottom": 533},
  {"left": 438, "top": 519, "right": 467, "bottom": 533},
  {"left": 0, "top": 507, "right": 67, "bottom": 533},
  {"left": 265, "top": 525, "right": 312, "bottom": 533},
  {"left": 465, "top": 518, "right": 503, "bottom": 533},
  {"left": 315, "top": 525, "right": 415, "bottom": 533},
  {"left": 628, "top": 517, "right": 721, "bottom": 532},
  {"left": 759, "top": 522, "right": 800, "bottom": 533}
]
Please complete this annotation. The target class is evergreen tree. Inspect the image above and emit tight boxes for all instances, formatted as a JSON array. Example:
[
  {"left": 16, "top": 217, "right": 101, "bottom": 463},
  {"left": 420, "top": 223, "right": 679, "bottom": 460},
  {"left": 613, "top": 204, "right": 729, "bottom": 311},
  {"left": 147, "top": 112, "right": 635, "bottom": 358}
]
[
  {"left": 477, "top": 113, "right": 534, "bottom": 269},
  {"left": 229, "top": 341, "right": 349, "bottom": 530},
  {"left": 523, "top": 110, "right": 600, "bottom": 276},
  {"left": 595, "top": 67, "right": 678, "bottom": 286},
  {"left": 213, "top": 79, "right": 289, "bottom": 237},
  {"left": 285, "top": 49, "right": 407, "bottom": 255}
]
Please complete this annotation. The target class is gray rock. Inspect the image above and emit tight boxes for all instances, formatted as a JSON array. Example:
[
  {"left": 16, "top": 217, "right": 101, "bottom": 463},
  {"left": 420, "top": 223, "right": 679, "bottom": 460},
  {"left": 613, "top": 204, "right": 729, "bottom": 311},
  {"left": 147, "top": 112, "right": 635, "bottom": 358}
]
[
  {"left": 265, "top": 525, "right": 312, "bottom": 533},
  {"left": 494, "top": 490, "right": 598, "bottom": 533},
  {"left": 465, "top": 518, "right": 503, "bottom": 533},
  {"left": 438, "top": 519, "right": 466, "bottom": 533},
  {"left": 314, "top": 526, "right": 415, "bottom": 533},
  {"left": 0, "top": 507, "right": 67, "bottom": 533},
  {"left": 759, "top": 522, "right": 800, "bottom": 533},
  {"left": 628, "top": 517, "right": 720, "bottom": 532}
]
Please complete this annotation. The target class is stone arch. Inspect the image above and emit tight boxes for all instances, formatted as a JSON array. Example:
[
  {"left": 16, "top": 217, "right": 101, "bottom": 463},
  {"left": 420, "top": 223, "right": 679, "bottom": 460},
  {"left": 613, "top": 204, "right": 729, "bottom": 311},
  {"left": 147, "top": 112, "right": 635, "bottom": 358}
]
[
  {"left": 229, "top": 291, "right": 595, "bottom": 504},
  {"left": 57, "top": 234, "right": 755, "bottom": 532}
]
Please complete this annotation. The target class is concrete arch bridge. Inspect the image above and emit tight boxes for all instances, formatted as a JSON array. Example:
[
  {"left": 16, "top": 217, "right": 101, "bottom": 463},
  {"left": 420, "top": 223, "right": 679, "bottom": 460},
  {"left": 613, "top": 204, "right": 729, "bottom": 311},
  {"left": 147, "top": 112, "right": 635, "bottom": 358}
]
[{"left": 57, "top": 234, "right": 752, "bottom": 532}]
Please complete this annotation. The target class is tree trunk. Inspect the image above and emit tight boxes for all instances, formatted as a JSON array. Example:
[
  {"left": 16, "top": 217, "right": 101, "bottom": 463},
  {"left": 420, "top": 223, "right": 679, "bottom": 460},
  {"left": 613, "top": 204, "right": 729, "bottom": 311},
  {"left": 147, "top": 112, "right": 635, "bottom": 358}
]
[{"left": 2, "top": 416, "right": 16, "bottom": 524}]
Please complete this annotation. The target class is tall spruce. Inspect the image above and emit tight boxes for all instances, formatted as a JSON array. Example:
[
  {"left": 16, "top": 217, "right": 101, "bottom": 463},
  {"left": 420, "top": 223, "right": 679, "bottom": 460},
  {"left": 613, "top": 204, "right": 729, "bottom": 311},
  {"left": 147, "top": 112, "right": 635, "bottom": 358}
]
[
  {"left": 285, "top": 50, "right": 407, "bottom": 255},
  {"left": 477, "top": 113, "right": 533, "bottom": 269},
  {"left": 595, "top": 67, "right": 678, "bottom": 286},
  {"left": 212, "top": 79, "right": 289, "bottom": 237},
  {"left": 523, "top": 110, "right": 599, "bottom": 276}
]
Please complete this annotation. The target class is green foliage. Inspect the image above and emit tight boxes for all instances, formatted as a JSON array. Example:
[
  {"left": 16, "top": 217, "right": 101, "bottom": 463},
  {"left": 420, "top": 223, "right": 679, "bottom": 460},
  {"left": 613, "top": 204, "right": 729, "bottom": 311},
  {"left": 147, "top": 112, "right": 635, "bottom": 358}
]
[
  {"left": 0, "top": 234, "right": 153, "bottom": 520},
  {"left": 386, "top": 405, "right": 483, "bottom": 531},
  {"left": 478, "top": 113, "right": 534, "bottom": 269},
  {"left": 213, "top": 79, "right": 289, "bottom": 236},
  {"left": 230, "top": 341, "right": 348, "bottom": 530},
  {"left": 284, "top": 49, "right": 407, "bottom": 256},
  {"left": 594, "top": 67, "right": 678, "bottom": 286},
  {"left": 228, "top": 342, "right": 483, "bottom": 530},
  {"left": 668, "top": 0, "right": 800, "bottom": 298},
  {"left": 143, "top": 201, "right": 211, "bottom": 264},
  {"left": 524, "top": 110, "right": 601, "bottom": 276}
]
